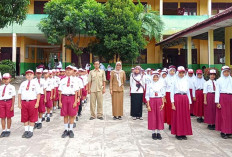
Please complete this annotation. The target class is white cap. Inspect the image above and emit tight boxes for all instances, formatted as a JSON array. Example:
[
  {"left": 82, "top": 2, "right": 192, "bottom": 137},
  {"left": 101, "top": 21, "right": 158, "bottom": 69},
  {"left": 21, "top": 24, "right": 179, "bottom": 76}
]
[
  {"left": 2, "top": 73, "right": 11, "bottom": 79},
  {"left": 188, "top": 69, "right": 194, "bottom": 74},
  {"left": 210, "top": 69, "right": 216, "bottom": 74},
  {"left": 221, "top": 66, "right": 230, "bottom": 71},
  {"left": 36, "top": 69, "right": 43, "bottom": 73},
  {"left": 56, "top": 69, "right": 60, "bottom": 72},
  {"left": 43, "top": 69, "right": 48, "bottom": 73},
  {"left": 66, "top": 65, "right": 73, "bottom": 70},
  {"left": 79, "top": 68, "right": 85, "bottom": 72},
  {"left": 177, "top": 66, "right": 185, "bottom": 72},
  {"left": 60, "top": 69, "right": 65, "bottom": 72},
  {"left": 52, "top": 69, "right": 56, "bottom": 73},
  {"left": 25, "top": 69, "right": 34, "bottom": 74},
  {"left": 152, "top": 71, "right": 160, "bottom": 76},
  {"left": 146, "top": 68, "right": 151, "bottom": 71},
  {"left": 49, "top": 70, "right": 53, "bottom": 74}
]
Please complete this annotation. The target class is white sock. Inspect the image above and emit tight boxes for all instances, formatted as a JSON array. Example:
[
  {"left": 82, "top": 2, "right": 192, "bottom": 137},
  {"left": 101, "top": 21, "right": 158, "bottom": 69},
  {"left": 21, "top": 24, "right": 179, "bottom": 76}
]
[
  {"left": 3, "top": 130, "right": 6, "bottom": 132},
  {"left": 50, "top": 110, "right": 53, "bottom": 114},
  {"left": 42, "top": 114, "right": 45, "bottom": 118},
  {"left": 47, "top": 114, "right": 50, "bottom": 118},
  {"left": 25, "top": 126, "right": 29, "bottom": 132},
  {"left": 53, "top": 106, "right": 56, "bottom": 110},
  {"left": 6, "top": 129, "right": 10, "bottom": 132},
  {"left": 82, "top": 100, "right": 84, "bottom": 103},
  {"left": 157, "top": 130, "right": 160, "bottom": 133},
  {"left": 152, "top": 130, "right": 156, "bottom": 133},
  {"left": 39, "top": 118, "right": 42, "bottom": 123},
  {"left": 29, "top": 126, "right": 34, "bottom": 132},
  {"left": 64, "top": 124, "right": 68, "bottom": 131},
  {"left": 69, "top": 124, "right": 73, "bottom": 131}
]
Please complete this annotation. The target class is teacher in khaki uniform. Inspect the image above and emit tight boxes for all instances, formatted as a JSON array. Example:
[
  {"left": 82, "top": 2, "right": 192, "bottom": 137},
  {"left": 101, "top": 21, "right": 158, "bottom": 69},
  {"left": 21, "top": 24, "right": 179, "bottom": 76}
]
[{"left": 88, "top": 60, "right": 106, "bottom": 120}]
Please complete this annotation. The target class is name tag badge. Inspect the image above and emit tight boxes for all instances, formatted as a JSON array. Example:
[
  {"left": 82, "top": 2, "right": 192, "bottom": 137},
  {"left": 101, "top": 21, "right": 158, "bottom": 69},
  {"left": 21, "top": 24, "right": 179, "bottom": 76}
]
[
  {"left": 32, "top": 88, "right": 35, "bottom": 91},
  {"left": 9, "top": 92, "right": 11, "bottom": 95},
  {"left": 71, "top": 85, "right": 73, "bottom": 88},
  {"left": 155, "top": 92, "right": 158, "bottom": 96}
]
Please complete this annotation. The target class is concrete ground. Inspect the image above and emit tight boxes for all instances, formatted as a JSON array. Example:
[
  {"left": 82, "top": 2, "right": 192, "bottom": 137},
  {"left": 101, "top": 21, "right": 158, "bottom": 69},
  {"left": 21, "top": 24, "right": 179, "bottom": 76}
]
[{"left": 0, "top": 81, "right": 232, "bottom": 157}]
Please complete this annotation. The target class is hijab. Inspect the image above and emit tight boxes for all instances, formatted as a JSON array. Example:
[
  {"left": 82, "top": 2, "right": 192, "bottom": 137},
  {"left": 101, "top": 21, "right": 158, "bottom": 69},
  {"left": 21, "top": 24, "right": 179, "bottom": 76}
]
[{"left": 113, "top": 62, "right": 123, "bottom": 87}]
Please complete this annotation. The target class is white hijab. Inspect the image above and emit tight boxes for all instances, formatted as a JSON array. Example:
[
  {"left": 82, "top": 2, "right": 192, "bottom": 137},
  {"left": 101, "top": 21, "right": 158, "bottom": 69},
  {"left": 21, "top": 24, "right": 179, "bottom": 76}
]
[
  {"left": 217, "top": 69, "right": 232, "bottom": 91},
  {"left": 175, "top": 71, "right": 189, "bottom": 92},
  {"left": 195, "top": 74, "right": 205, "bottom": 89}
]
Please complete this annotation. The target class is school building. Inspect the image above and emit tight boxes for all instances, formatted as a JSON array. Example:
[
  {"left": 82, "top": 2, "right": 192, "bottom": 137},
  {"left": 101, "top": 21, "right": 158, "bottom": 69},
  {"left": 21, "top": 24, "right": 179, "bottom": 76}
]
[{"left": 0, "top": 0, "right": 232, "bottom": 75}]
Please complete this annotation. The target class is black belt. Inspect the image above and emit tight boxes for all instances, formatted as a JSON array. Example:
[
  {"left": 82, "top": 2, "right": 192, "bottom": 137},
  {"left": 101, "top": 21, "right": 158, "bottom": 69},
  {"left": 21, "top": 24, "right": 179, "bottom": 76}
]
[
  {"left": 175, "top": 93, "right": 187, "bottom": 95},
  {"left": 0, "top": 99, "right": 12, "bottom": 102},
  {"left": 62, "top": 94, "right": 75, "bottom": 96},
  {"left": 196, "top": 89, "right": 203, "bottom": 91},
  {"left": 208, "top": 92, "right": 215, "bottom": 94},
  {"left": 222, "top": 93, "right": 232, "bottom": 95}
]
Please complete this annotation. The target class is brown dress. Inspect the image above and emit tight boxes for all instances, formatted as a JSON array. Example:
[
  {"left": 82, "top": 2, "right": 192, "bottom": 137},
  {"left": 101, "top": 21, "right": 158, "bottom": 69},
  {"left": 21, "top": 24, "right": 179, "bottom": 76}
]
[{"left": 110, "top": 70, "right": 126, "bottom": 116}]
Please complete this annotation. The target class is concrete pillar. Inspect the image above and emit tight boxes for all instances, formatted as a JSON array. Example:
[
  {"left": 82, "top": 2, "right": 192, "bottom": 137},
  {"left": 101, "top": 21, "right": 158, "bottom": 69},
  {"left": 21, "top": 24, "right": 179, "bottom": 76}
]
[
  {"left": 62, "top": 38, "right": 66, "bottom": 68},
  {"left": 208, "top": 29, "right": 214, "bottom": 67},
  {"left": 12, "top": 33, "right": 17, "bottom": 63},
  {"left": 208, "top": 0, "right": 212, "bottom": 16},
  {"left": 160, "top": 0, "right": 163, "bottom": 15},
  {"left": 187, "top": 36, "right": 192, "bottom": 68}
]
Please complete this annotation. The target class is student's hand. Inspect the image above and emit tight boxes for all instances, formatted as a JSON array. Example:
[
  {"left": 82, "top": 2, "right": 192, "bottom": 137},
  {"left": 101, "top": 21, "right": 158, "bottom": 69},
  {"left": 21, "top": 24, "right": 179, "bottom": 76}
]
[
  {"left": 44, "top": 98, "right": 47, "bottom": 103},
  {"left": 217, "top": 103, "right": 221, "bottom": 109},
  {"left": 160, "top": 104, "right": 164, "bottom": 111},
  {"left": 50, "top": 96, "right": 53, "bottom": 100},
  {"left": 53, "top": 95, "right": 56, "bottom": 99},
  {"left": 110, "top": 90, "right": 112, "bottom": 95},
  {"left": 59, "top": 102, "right": 62, "bottom": 108},
  {"left": 163, "top": 97, "right": 166, "bottom": 103},
  {"left": 73, "top": 102, "right": 77, "bottom": 108},
  {"left": 193, "top": 97, "right": 196, "bottom": 101},
  {"left": 102, "top": 88, "right": 106, "bottom": 94},
  {"left": 35, "top": 102, "right": 39, "bottom": 108},
  {"left": 172, "top": 103, "right": 176, "bottom": 110},
  {"left": 88, "top": 90, "right": 91, "bottom": 94},
  {"left": 147, "top": 105, "right": 151, "bottom": 112},
  {"left": 204, "top": 100, "right": 207, "bottom": 105},
  {"left": 18, "top": 103, "right": 22, "bottom": 109},
  {"left": 77, "top": 98, "right": 80, "bottom": 103},
  {"left": 10, "top": 105, "right": 14, "bottom": 111}
]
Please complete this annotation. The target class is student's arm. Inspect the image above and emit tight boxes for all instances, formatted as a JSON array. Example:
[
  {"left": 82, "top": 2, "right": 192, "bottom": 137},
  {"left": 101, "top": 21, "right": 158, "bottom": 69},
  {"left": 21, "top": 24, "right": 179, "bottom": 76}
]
[
  {"left": 11, "top": 96, "right": 15, "bottom": 111},
  {"left": 73, "top": 91, "right": 78, "bottom": 108},
  {"left": 203, "top": 82, "right": 207, "bottom": 105},
  {"left": 59, "top": 91, "right": 62, "bottom": 108},
  {"left": 44, "top": 89, "right": 47, "bottom": 103},
  {"left": 35, "top": 94, "right": 40, "bottom": 108},
  {"left": 18, "top": 94, "right": 22, "bottom": 109}
]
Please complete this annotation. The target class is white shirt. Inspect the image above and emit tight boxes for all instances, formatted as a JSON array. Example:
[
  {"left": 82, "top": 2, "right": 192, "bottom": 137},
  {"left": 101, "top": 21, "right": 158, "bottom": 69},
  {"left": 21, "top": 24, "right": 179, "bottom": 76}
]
[
  {"left": 194, "top": 77, "right": 206, "bottom": 90},
  {"left": 80, "top": 75, "right": 88, "bottom": 86},
  {"left": 53, "top": 76, "right": 60, "bottom": 87},
  {"left": 34, "top": 78, "right": 46, "bottom": 94},
  {"left": 76, "top": 76, "right": 84, "bottom": 89},
  {"left": 44, "top": 78, "right": 54, "bottom": 91},
  {"left": 18, "top": 79, "right": 41, "bottom": 100},
  {"left": 145, "top": 80, "right": 165, "bottom": 101},
  {"left": 215, "top": 76, "right": 232, "bottom": 103},
  {"left": 0, "top": 84, "right": 16, "bottom": 100},
  {"left": 85, "top": 64, "right": 91, "bottom": 70},
  {"left": 130, "top": 74, "right": 145, "bottom": 93},
  {"left": 187, "top": 76, "right": 196, "bottom": 97},
  {"left": 165, "top": 75, "right": 176, "bottom": 92},
  {"left": 59, "top": 76, "right": 80, "bottom": 95},
  {"left": 203, "top": 80, "right": 216, "bottom": 94},
  {"left": 144, "top": 74, "right": 152, "bottom": 85},
  {"left": 171, "top": 77, "right": 192, "bottom": 104}
]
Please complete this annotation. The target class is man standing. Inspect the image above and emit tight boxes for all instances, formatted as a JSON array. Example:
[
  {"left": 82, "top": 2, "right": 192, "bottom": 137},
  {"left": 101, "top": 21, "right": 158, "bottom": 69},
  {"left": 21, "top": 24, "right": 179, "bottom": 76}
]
[{"left": 88, "top": 61, "right": 106, "bottom": 120}]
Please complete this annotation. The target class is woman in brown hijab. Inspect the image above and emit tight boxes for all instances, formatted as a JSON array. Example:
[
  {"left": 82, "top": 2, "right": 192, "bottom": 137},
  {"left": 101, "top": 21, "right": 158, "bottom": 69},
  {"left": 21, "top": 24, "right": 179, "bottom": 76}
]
[{"left": 110, "top": 62, "right": 126, "bottom": 120}]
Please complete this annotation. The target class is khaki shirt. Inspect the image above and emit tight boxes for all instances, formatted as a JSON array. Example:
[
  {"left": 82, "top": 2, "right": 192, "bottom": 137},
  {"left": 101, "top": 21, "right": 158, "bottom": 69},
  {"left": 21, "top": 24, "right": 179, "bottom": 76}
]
[
  {"left": 88, "top": 69, "right": 106, "bottom": 92},
  {"left": 110, "top": 71, "right": 126, "bottom": 92}
]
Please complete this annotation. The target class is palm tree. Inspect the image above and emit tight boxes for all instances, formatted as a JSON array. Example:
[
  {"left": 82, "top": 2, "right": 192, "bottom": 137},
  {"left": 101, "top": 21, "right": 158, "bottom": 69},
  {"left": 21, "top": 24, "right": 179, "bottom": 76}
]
[{"left": 139, "top": 5, "right": 164, "bottom": 42}]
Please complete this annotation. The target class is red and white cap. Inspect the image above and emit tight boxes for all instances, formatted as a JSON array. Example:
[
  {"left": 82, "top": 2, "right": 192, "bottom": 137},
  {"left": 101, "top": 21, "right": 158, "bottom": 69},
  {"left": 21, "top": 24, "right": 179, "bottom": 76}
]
[
  {"left": 2, "top": 73, "right": 11, "bottom": 79},
  {"left": 79, "top": 68, "right": 85, "bottom": 72},
  {"left": 196, "top": 69, "right": 203, "bottom": 74},
  {"left": 146, "top": 68, "right": 151, "bottom": 71},
  {"left": 66, "top": 65, "right": 73, "bottom": 70},
  {"left": 56, "top": 69, "right": 60, "bottom": 72},
  {"left": 60, "top": 69, "right": 65, "bottom": 72},
  {"left": 169, "top": 65, "right": 176, "bottom": 70},
  {"left": 177, "top": 66, "right": 185, "bottom": 72},
  {"left": 36, "top": 69, "right": 43, "bottom": 73},
  {"left": 209, "top": 69, "right": 216, "bottom": 74},
  {"left": 188, "top": 69, "right": 194, "bottom": 74},
  {"left": 25, "top": 70, "right": 34, "bottom": 75},
  {"left": 52, "top": 69, "right": 56, "bottom": 73},
  {"left": 49, "top": 70, "right": 53, "bottom": 74},
  {"left": 162, "top": 68, "right": 168, "bottom": 73},
  {"left": 43, "top": 69, "right": 48, "bottom": 73},
  {"left": 221, "top": 66, "right": 230, "bottom": 71},
  {"left": 152, "top": 71, "right": 160, "bottom": 76},
  {"left": 73, "top": 67, "right": 78, "bottom": 72}
]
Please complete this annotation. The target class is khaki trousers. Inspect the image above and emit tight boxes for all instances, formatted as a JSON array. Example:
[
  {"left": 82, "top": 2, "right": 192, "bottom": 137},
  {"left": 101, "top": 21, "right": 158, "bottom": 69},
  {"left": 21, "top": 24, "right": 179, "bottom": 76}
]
[{"left": 90, "top": 91, "right": 103, "bottom": 118}]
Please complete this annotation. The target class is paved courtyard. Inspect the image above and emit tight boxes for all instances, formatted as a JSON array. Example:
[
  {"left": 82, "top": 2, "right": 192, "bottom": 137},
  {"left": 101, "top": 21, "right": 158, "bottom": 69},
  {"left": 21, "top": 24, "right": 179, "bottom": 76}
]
[{"left": 0, "top": 81, "right": 232, "bottom": 157}]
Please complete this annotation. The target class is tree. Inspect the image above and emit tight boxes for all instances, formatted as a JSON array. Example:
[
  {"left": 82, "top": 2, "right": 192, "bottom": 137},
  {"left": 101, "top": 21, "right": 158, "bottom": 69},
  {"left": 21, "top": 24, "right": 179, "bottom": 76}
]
[
  {"left": 0, "top": 0, "right": 30, "bottom": 28},
  {"left": 38, "top": 0, "right": 105, "bottom": 67},
  {"left": 90, "top": 0, "right": 147, "bottom": 62},
  {"left": 139, "top": 5, "right": 164, "bottom": 42}
]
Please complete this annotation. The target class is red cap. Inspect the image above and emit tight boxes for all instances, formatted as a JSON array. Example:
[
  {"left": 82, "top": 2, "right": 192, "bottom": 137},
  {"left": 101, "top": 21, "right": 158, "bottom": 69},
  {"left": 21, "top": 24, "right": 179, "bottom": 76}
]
[
  {"left": 196, "top": 69, "right": 203, "bottom": 74},
  {"left": 188, "top": 69, "right": 194, "bottom": 74},
  {"left": 2, "top": 73, "right": 11, "bottom": 79},
  {"left": 25, "top": 70, "right": 34, "bottom": 75},
  {"left": 177, "top": 66, "right": 185, "bottom": 72}
]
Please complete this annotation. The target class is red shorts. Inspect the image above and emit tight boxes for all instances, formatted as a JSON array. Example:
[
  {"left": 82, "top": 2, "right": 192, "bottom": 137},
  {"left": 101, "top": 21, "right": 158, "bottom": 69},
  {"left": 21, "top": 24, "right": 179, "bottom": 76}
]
[
  {"left": 45, "top": 91, "right": 53, "bottom": 108},
  {"left": 0, "top": 100, "right": 14, "bottom": 118},
  {"left": 38, "top": 94, "right": 46, "bottom": 113},
  {"left": 76, "top": 101, "right": 81, "bottom": 112},
  {"left": 61, "top": 95, "right": 77, "bottom": 117},
  {"left": 82, "top": 86, "right": 87, "bottom": 97},
  {"left": 21, "top": 100, "right": 38, "bottom": 123},
  {"left": 54, "top": 87, "right": 59, "bottom": 101}
]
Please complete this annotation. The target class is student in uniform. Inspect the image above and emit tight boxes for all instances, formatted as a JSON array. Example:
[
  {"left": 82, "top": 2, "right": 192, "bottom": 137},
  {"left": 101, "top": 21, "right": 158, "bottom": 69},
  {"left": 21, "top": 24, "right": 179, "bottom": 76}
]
[
  {"left": 143, "top": 68, "right": 152, "bottom": 105},
  {"left": 193, "top": 69, "right": 206, "bottom": 123},
  {"left": 52, "top": 69, "right": 60, "bottom": 111},
  {"left": 34, "top": 69, "right": 46, "bottom": 129},
  {"left": 203, "top": 69, "right": 217, "bottom": 130},
  {"left": 79, "top": 69, "right": 88, "bottom": 104},
  {"left": 18, "top": 70, "right": 41, "bottom": 138},
  {"left": 164, "top": 66, "right": 176, "bottom": 130},
  {"left": 44, "top": 70, "right": 54, "bottom": 122},
  {"left": 0, "top": 73, "right": 15, "bottom": 137},
  {"left": 171, "top": 66, "right": 192, "bottom": 140},
  {"left": 74, "top": 68, "right": 83, "bottom": 122},
  {"left": 146, "top": 71, "right": 165, "bottom": 140},
  {"left": 48, "top": 70, "right": 55, "bottom": 117},
  {"left": 59, "top": 69, "right": 66, "bottom": 80},
  {"left": 186, "top": 69, "right": 196, "bottom": 116},
  {"left": 215, "top": 66, "right": 232, "bottom": 139},
  {"left": 59, "top": 65, "right": 80, "bottom": 138},
  {"left": 130, "top": 66, "right": 145, "bottom": 120}
]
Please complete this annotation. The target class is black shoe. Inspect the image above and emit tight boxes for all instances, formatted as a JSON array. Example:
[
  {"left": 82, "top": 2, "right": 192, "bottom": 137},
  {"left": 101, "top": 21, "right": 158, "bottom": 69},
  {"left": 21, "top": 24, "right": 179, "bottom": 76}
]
[
  {"left": 190, "top": 114, "right": 194, "bottom": 117},
  {"left": 157, "top": 133, "right": 162, "bottom": 140},
  {"left": 176, "top": 136, "right": 182, "bottom": 140},
  {"left": 169, "top": 125, "right": 171, "bottom": 131},
  {"left": 46, "top": 117, "right": 50, "bottom": 122},
  {"left": 0, "top": 132, "right": 5, "bottom": 138},
  {"left": 89, "top": 117, "right": 95, "bottom": 120},
  {"left": 22, "top": 131, "right": 29, "bottom": 138},
  {"left": 50, "top": 113, "right": 53, "bottom": 117},
  {"left": 26, "top": 132, "right": 33, "bottom": 138},
  {"left": 152, "top": 133, "right": 157, "bottom": 140},
  {"left": 42, "top": 117, "right": 45, "bottom": 122},
  {"left": 182, "top": 136, "right": 187, "bottom": 140},
  {"left": 34, "top": 123, "right": 38, "bottom": 129},
  {"left": 221, "top": 133, "right": 228, "bottom": 139},
  {"left": 118, "top": 116, "right": 122, "bottom": 120},
  {"left": 78, "top": 113, "right": 82, "bottom": 117},
  {"left": 69, "top": 130, "right": 74, "bottom": 138},
  {"left": 113, "top": 116, "right": 117, "bottom": 120},
  {"left": 61, "top": 130, "right": 69, "bottom": 138},
  {"left": 197, "top": 118, "right": 202, "bottom": 123},
  {"left": 207, "top": 125, "right": 211, "bottom": 129},
  {"left": 97, "top": 117, "right": 104, "bottom": 120},
  {"left": 200, "top": 117, "right": 204, "bottom": 123},
  {"left": 4, "top": 131, "right": 11, "bottom": 137},
  {"left": 209, "top": 125, "right": 215, "bottom": 130},
  {"left": 76, "top": 116, "right": 79, "bottom": 121},
  {"left": 37, "top": 123, "right": 42, "bottom": 129},
  {"left": 73, "top": 123, "right": 76, "bottom": 128}
]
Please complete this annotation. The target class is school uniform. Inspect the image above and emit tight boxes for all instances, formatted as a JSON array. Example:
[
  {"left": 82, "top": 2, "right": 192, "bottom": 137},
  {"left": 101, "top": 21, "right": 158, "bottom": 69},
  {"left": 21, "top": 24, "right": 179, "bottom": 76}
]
[
  {"left": 143, "top": 74, "right": 152, "bottom": 104},
  {"left": 106, "top": 66, "right": 112, "bottom": 80},
  {"left": 18, "top": 79, "right": 41, "bottom": 123},
  {"left": 203, "top": 80, "right": 217, "bottom": 125},
  {"left": 0, "top": 84, "right": 16, "bottom": 118},
  {"left": 53, "top": 76, "right": 60, "bottom": 101},
  {"left": 76, "top": 76, "right": 84, "bottom": 115},
  {"left": 171, "top": 73, "right": 192, "bottom": 137},
  {"left": 44, "top": 78, "right": 54, "bottom": 109},
  {"left": 186, "top": 73, "right": 196, "bottom": 115},
  {"left": 34, "top": 78, "right": 46, "bottom": 113}
]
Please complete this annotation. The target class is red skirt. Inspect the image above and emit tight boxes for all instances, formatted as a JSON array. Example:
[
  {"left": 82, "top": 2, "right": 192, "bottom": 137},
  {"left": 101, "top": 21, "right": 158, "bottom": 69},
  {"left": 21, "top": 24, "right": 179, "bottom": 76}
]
[
  {"left": 148, "top": 98, "right": 164, "bottom": 130},
  {"left": 204, "top": 93, "right": 216, "bottom": 125},
  {"left": 171, "top": 94, "right": 192, "bottom": 136},
  {"left": 164, "top": 92, "right": 172, "bottom": 125},
  {"left": 38, "top": 94, "right": 46, "bottom": 113},
  {"left": 189, "top": 89, "right": 195, "bottom": 114},
  {"left": 106, "top": 71, "right": 111, "bottom": 80},
  {"left": 143, "top": 84, "right": 147, "bottom": 103},
  {"left": 54, "top": 87, "right": 59, "bottom": 101},
  {"left": 82, "top": 86, "right": 87, "bottom": 97},
  {"left": 193, "top": 90, "right": 204, "bottom": 117},
  {"left": 215, "top": 94, "right": 232, "bottom": 134}
]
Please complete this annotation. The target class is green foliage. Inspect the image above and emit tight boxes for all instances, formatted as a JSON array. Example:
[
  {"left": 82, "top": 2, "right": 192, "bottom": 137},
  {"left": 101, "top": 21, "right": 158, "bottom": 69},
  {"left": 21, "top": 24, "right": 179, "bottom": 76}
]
[
  {"left": 0, "top": 0, "right": 30, "bottom": 28},
  {"left": 90, "top": 0, "right": 147, "bottom": 62},
  {"left": 139, "top": 5, "right": 164, "bottom": 42},
  {"left": 0, "top": 60, "right": 16, "bottom": 77}
]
